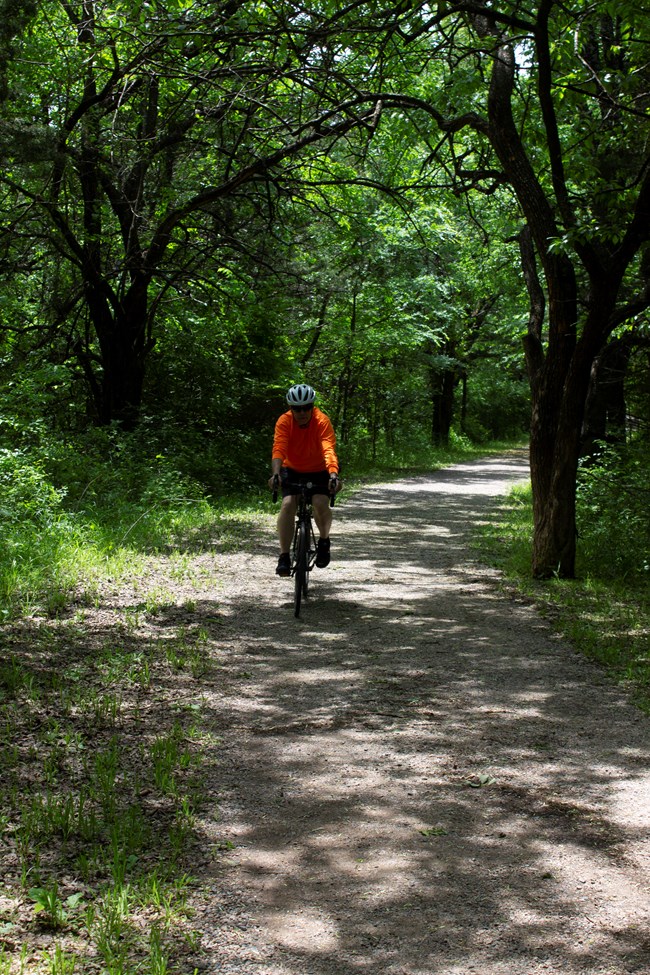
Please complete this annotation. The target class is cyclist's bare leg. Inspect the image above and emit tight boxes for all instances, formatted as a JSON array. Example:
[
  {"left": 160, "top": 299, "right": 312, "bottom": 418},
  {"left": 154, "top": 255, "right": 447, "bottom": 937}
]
[
  {"left": 278, "top": 495, "right": 297, "bottom": 553},
  {"left": 312, "top": 494, "right": 332, "bottom": 540}
]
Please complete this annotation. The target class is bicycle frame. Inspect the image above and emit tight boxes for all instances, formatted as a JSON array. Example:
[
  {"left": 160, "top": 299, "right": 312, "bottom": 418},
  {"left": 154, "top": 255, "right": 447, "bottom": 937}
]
[
  {"left": 293, "top": 482, "right": 316, "bottom": 540},
  {"left": 290, "top": 483, "right": 316, "bottom": 617},
  {"left": 273, "top": 476, "right": 335, "bottom": 617}
]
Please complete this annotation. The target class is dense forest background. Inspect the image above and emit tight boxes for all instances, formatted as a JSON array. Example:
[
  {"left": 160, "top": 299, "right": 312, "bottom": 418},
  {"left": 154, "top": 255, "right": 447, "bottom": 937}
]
[
  {"left": 0, "top": 0, "right": 649, "bottom": 606},
  {"left": 0, "top": 6, "right": 649, "bottom": 971}
]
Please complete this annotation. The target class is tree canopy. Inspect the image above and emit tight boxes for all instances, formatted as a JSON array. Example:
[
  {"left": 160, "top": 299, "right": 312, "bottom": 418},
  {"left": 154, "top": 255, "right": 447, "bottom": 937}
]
[
  {"left": 326, "top": 0, "right": 650, "bottom": 575},
  {"left": 1, "top": 0, "right": 648, "bottom": 577}
]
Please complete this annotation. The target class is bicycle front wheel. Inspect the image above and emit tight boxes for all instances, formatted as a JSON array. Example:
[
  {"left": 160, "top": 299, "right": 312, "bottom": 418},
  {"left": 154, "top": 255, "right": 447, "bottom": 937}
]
[
  {"left": 294, "top": 521, "right": 308, "bottom": 618},
  {"left": 303, "top": 523, "right": 312, "bottom": 598}
]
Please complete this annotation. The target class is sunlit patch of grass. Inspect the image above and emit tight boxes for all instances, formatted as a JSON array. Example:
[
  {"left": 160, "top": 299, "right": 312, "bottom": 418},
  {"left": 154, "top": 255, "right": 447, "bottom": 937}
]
[
  {"left": 0, "top": 433, "right": 280, "bottom": 619},
  {"left": 0, "top": 496, "right": 265, "bottom": 620},
  {"left": 477, "top": 482, "right": 650, "bottom": 711}
]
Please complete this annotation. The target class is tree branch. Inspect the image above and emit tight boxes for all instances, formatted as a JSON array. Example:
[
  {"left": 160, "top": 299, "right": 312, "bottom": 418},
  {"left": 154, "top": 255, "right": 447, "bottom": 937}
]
[{"left": 518, "top": 224, "right": 545, "bottom": 392}]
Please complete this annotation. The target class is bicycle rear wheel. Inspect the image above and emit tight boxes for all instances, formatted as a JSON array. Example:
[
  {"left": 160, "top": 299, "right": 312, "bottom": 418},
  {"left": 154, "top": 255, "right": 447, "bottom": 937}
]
[{"left": 293, "top": 521, "right": 308, "bottom": 617}]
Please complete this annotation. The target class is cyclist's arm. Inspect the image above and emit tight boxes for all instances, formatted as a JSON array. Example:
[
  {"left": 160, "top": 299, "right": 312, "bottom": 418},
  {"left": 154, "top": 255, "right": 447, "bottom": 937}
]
[
  {"left": 317, "top": 414, "right": 339, "bottom": 474},
  {"left": 271, "top": 413, "right": 291, "bottom": 468},
  {"left": 270, "top": 413, "right": 291, "bottom": 488}
]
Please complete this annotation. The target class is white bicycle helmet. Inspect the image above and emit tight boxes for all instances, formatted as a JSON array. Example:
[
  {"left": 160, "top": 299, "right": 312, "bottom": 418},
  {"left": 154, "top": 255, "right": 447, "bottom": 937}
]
[{"left": 286, "top": 384, "right": 316, "bottom": 406}]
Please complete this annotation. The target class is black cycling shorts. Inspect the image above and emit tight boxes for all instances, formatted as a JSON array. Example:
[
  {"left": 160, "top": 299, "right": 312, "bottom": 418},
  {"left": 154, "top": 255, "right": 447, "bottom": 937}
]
[{"left": 281, "top": 467, "right": 331, "bottom": 498}]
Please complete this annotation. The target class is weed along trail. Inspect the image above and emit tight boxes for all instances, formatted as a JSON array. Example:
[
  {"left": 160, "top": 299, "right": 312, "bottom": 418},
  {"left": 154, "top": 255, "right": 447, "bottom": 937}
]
[
  {"left": 189, "top": 450, "right": 650, "bottom": 975},
  {"left": 4, "top": 452, "right": 650, "bottom": 974}
]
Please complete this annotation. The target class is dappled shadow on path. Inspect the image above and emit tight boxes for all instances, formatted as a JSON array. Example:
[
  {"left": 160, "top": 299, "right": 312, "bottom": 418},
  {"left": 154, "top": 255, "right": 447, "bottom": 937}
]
[
  {"left": 175, "top": 451, "right": 650, "bottom": 975},
  {"left": 7, "top": 452, "right": 648, "bottom": 975}
]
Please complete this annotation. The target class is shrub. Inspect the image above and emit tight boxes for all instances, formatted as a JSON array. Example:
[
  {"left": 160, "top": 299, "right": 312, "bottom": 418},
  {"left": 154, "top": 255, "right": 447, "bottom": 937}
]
[{"left": 576, "top": 440, "right": 650, "bottom": 578}]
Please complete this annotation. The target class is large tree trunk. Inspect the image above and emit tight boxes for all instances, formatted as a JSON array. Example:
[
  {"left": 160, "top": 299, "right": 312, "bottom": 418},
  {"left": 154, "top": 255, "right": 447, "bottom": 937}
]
[
  {"left": 100, "top": 330, "right": 147, "bottom": 430},
  {"left": 82, "top": 276, "right": 151, "bottom": 429},
  {"left": 528, "top": 343, "right": 587, "bottom": 579},
  {"left": 489, "top": 35, "right": 600, "bottom": 578},
  {"left": 528, "top": 354, "right": 590, "bottom": 578},
  {"left": 519, "top": 224, "right": 614, "bottom": 576}
]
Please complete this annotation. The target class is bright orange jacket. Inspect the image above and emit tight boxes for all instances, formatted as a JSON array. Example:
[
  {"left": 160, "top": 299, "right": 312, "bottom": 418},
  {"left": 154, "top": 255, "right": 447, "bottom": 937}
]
[{"left": 272, "top": 407, "right": 339, "bottom": 474}]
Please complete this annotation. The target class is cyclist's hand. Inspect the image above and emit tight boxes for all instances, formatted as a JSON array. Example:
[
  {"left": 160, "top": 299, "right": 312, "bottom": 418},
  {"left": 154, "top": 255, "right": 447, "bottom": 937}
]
[
  {"left": 329, "top": 474, "right": 341, "bottom": 494},
  {"left": 268, "top": 473, "right": 279, "bottom": 492}
]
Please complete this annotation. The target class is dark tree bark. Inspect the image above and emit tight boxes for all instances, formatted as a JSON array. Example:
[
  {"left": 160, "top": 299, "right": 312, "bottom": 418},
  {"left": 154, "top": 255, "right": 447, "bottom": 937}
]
[
  {"left": 483, "top": 7, "right": 648, "bottom": 576},
  {"left": 581, "top": 335, "right": 634, "bottom": 457},
  {"left": 429, "top": 366, "right": 456, "bottom": 447}
]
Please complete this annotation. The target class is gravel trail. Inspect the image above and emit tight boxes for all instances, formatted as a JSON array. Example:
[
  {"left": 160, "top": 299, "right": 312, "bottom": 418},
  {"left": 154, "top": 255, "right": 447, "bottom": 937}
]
[{"left": 181, "top": 451, "right": 650, "bottom": 975}]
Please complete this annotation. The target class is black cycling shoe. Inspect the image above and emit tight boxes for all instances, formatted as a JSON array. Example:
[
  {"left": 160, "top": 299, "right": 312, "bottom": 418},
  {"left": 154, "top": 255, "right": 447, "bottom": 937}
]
[
  {"left": 276, "top": 553, "right": 291, "bottom": 577},
  {"left": 315, "top": 537, "right": 331, "bottom": 568}
]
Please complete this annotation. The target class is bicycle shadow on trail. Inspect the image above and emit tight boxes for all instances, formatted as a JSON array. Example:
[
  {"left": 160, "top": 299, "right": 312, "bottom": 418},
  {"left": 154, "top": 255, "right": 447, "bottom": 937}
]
[{"left": 190, "top": 452, "right": 650, "bottom": 975}]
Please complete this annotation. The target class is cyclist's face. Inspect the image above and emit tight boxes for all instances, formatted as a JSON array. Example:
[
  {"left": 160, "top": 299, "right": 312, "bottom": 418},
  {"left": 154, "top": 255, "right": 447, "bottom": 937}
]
[{"left": 291, "top": 405, "right": 313, "bottom": 426}]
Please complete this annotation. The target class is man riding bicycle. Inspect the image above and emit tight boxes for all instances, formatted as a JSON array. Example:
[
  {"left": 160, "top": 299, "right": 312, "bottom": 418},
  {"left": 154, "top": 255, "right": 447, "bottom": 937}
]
[{"left": 268, "top": 384, "right": 340, "bottom": 577}]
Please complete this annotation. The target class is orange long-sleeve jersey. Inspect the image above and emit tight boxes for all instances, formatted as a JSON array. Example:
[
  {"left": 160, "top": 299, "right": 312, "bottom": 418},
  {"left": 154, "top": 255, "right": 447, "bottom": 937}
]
[{"left": 272, "top": 408, "right": 339, "bottom": 474}]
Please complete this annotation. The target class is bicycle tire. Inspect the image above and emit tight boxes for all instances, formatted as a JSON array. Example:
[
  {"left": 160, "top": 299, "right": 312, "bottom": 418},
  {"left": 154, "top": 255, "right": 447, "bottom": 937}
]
[
  {"left": 294, "top": 521, "right": 308, "bottom": 617},
  {"left": 303, "top": 519, "right": 312, "bottom": 599}
]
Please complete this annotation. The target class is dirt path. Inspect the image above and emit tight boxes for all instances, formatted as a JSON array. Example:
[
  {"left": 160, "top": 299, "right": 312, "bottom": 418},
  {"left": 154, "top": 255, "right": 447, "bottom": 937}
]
[{"left": 179, "top": 451, "right": 650, "bottom": 975}]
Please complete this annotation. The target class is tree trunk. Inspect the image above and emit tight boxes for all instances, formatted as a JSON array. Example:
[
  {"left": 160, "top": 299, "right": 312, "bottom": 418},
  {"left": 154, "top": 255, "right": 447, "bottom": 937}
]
[
  {"left": 460, "top": 372, "right": 468, "bottom": 434},
  {"left": 527, "top": 301, "right": 584, "bottom": 577},
  {"left": 527, "top": 305, "right": 614, "bottom": 577},
  {"left": 82, "top": 275, "right": 151, "bottom": 429},
  {"left": 529, "top": 396, "right": 581, "bottom": 579},
  {"left": 430, "top": 368, "right": 455, "bottom": 446},
  {"left": 581, "top": 335, "right": 633, "bottom": 456},
  {"left": 100, "top": 327, "right": 147, "bottom": 430},
  {"left": 488, "top": 39, "right": 582, "bottom": 576}
]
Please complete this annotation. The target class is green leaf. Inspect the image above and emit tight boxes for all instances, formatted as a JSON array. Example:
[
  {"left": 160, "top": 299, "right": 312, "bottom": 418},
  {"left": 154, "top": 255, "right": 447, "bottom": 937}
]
[{"left": 466, "top": 773, "right": 497, "bottom": 788}]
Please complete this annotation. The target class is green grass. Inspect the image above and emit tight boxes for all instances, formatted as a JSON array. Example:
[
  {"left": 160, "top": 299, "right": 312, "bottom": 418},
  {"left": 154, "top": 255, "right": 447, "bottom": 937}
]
[
  {"left": 0, "top": 490, "right": 271, "bottom": 621},
  {"left": 477, "top": 482, "right": 650, "bottom": 711},
  {"left": 0, "top": 613, "right": 214, "bottom": 973}
]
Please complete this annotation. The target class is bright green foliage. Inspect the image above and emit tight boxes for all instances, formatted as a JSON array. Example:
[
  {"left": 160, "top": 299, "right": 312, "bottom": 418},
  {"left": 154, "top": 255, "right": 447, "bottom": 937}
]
[
  {"left": 0, "top": 424, "right": 215, "bottom": 614},
  {"left": 0, "top": 446, "right": 71, "bottom": 611},
  {"left": 28, "top": 883, "right": 83, "bottom": 929},
  {"left": 0, "top": 0, "right": 534, "bottom": 432},
  {"left": 0, "top": 0, "right": 387, "bottom": 427},
  {"left": 0, "top": 0, "right": 647, "bottom": 583},
  {"left": 577, "top": 441, "right": 650, "bottom": 579},
  {"left": 0, "top": 0, "right": 533, "bottom": 463}
]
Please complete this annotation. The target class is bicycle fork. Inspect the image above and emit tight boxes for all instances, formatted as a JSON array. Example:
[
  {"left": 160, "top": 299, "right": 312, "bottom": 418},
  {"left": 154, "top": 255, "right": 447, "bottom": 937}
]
[{"left": 292, "top": 515, "right": 316, "bottom": 575}]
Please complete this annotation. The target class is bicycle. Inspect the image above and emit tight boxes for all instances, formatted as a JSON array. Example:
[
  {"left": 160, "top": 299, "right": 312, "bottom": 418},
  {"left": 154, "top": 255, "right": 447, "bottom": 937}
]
[{"left": 273, "top": 475, "right": 336, "bottom": 618}]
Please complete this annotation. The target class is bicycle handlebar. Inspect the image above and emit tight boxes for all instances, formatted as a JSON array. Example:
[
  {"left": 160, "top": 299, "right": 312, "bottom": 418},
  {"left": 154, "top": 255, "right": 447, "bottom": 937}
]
[{"left": 271, "top": 476, "right": 337, "bottom": 506}]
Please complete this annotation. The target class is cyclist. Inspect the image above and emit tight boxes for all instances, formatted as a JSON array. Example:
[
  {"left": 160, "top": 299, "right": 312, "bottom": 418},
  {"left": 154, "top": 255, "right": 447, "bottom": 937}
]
[{"left": 268, "top": 384, "right": 340, "bottom": 577}]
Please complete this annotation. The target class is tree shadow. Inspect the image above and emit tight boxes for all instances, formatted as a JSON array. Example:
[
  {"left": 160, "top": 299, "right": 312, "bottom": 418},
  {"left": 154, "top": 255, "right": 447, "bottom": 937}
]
[
  {"left": 177, "top": 452, "right": 650, "bottom": 974},
  {"left": 4, "top": 451, "right": 649, "bottom": 974}
]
